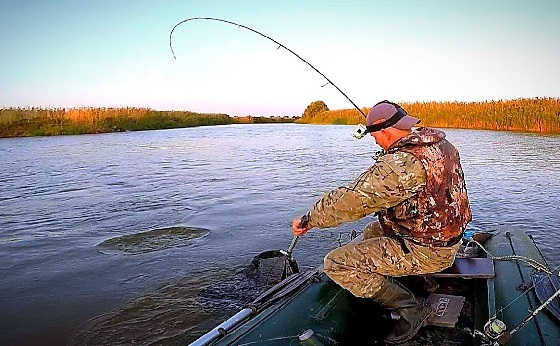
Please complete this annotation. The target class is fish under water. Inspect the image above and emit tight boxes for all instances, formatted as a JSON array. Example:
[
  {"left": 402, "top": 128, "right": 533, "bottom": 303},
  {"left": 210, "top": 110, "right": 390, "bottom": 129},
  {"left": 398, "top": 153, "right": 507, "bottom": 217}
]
[
  {"left": 96, "top": 227, "right": 209, "bottom": 255},
  {"left": 69, "top": 265, "right": 280, "bottom": 345}
]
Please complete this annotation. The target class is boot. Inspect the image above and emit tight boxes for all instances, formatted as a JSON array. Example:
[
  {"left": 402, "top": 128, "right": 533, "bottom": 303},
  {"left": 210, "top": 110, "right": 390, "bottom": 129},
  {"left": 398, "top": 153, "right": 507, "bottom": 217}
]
[
  {"left": 373, "top": 277, "right": 432, "bottom": 344},
  {"left": 421, "top": 275, "right": 439, "bottom": 293}
]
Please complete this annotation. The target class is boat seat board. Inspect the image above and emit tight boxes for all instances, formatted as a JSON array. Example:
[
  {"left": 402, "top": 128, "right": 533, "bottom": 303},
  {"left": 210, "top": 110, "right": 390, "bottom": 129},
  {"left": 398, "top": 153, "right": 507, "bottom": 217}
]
[
  {"left": 485, "top": 228, "right": 560, "bottom": 346},
  {"left": 431, "top": 258, "right": 495, "bottom": 278}
]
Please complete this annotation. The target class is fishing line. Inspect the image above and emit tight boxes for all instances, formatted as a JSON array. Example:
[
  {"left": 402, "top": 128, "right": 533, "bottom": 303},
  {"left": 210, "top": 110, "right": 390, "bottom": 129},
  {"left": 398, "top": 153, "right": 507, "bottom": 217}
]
[
  {"left": 469, "top": 238, "right": 560, "bottom": 319},
  {"left": 169, "top": 17, "right": 366, "bottom": 118}
]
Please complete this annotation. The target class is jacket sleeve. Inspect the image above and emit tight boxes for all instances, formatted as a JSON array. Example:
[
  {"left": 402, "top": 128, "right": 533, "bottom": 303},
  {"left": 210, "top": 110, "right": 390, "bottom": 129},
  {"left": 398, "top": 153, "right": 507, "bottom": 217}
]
[{"left": 307, "top": 152, "right": 427, "bottom": 229}]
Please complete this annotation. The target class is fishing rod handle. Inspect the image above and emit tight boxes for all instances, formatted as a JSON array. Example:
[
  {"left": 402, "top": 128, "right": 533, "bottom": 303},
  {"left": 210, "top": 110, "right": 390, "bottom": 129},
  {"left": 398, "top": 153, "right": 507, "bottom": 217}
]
[{"left": 287, "top": 214, "right": 308, "bottom": 257}]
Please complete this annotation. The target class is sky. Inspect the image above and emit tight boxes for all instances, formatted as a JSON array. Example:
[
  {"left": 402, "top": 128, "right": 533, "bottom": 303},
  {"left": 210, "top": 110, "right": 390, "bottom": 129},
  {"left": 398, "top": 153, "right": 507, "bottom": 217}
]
[{"left": 1, "top": 0, "right": 559, "bottom": 116}]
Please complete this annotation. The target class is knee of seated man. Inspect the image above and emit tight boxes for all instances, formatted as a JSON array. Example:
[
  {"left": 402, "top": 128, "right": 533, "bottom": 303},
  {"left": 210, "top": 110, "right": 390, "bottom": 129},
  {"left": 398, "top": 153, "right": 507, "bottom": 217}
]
[
  {"left": 323, "top": 247, "right": 340, "bottom": 268},
  {"left": 323, "top": 245, "right": 354, "bottom": 273}
]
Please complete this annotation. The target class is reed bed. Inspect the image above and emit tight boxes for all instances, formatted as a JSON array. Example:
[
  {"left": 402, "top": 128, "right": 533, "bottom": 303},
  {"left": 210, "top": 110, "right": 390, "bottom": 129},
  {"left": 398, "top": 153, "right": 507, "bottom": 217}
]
[
  {"left": 298, "top": 98, "right": 560, "bottom": 134},
  {"left": 0, "top": 107, "right": 233, "bottom": 137}
]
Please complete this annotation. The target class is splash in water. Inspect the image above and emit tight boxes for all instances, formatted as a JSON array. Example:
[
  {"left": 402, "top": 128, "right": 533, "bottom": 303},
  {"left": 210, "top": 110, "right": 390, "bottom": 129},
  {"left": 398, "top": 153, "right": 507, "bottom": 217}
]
[{"left": 97, "top": 226, "right": 209, "bottom": 254}]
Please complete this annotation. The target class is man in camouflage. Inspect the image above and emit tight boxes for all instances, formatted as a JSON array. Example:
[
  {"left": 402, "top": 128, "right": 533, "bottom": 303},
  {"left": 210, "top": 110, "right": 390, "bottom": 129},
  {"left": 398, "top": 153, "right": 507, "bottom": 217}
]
[{"left": 293, "top": 100, "right": 472, "bottom": 344}]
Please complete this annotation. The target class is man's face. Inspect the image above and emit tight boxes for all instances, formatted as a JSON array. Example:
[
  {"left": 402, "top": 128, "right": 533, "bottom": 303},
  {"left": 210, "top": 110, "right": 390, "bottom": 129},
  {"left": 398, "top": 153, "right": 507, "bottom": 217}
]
[
  {"left": 372, "top": 130, "right": 389, "bottom": 150},
  {"left": 370, "top": 119, "right": 390, "bottom": 149}
]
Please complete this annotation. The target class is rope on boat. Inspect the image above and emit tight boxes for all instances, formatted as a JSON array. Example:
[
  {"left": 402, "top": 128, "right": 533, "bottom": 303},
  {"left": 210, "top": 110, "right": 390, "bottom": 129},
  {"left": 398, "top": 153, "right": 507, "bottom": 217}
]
[
  {"left": 509, "top": 287, "right": 560, "bottom": 336},
  {"left": 468, "top": 238, "right": 560, "bottom": 317},
  {"left": 236, "top": 335, "right": 300, "bottom": 346},
  {"left": 467, "top": 237, "right": 560, "bottom": 344},
  {"left": 469, "top": 239, "right": 556, "bottom": 275}
]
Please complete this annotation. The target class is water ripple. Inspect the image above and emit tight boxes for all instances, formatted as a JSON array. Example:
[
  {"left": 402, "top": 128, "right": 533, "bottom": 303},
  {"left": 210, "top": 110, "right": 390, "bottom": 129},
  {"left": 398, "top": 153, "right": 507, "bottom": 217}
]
[{"left": 1, "top": 125, "right": 559, "bottom": 345}]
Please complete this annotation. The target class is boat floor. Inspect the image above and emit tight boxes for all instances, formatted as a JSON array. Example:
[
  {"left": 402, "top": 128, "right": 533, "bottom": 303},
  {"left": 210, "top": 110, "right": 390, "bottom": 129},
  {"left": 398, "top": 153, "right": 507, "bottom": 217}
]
[
  {"left": 217, "top": 272, "right": 486, "bottom": 345},
  {"left": 398, "top": 276, "right": 484, "bottom": 346}
]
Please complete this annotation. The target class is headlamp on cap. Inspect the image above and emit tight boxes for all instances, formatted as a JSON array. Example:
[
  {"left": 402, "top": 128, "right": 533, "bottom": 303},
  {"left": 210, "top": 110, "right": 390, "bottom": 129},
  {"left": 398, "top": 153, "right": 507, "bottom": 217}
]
[
  {"left": 352, "top": 124, "right": 368, "bottom": 139},
  {"left": 352, "top": 106, "right": 409, "bottom": 139}
]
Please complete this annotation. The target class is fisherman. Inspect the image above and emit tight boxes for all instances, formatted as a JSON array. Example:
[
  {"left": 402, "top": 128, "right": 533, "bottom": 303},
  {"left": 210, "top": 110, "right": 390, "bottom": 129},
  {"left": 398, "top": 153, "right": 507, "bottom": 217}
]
[{"left": 292, "top": 100, "right": 472, "bottom": 344}]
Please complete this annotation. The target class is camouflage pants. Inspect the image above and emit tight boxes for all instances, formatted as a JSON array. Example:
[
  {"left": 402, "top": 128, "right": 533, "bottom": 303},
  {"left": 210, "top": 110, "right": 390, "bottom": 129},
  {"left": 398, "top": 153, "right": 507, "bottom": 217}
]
[{"left": 323, "top": 222, "right": 460, "bottom": 298}]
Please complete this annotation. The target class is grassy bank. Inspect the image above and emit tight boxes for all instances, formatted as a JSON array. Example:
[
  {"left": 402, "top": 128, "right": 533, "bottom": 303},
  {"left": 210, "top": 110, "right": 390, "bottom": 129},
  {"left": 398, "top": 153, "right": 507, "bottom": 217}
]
[
  {"left": 234, "top": 115, "right": 294, "bottom": 124},
  {"left": 0, "top": 107, "right": 294, "bottom": 138},
  {"left": 298, "top": 98, "right": 560, "bottom": 134}
]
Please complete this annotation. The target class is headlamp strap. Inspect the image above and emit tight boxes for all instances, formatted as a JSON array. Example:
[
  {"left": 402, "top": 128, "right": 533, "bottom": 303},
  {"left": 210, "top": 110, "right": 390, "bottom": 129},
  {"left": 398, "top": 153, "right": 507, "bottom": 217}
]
[{"left": 365, "top": 107, "right": 408, "bottom": 133}]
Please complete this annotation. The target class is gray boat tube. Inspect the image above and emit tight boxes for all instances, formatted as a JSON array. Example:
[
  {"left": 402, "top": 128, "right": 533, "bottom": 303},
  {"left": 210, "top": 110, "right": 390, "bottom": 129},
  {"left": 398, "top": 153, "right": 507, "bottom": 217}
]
[{"left": 189, "top": 307, "right": 254, "bottom": 346}]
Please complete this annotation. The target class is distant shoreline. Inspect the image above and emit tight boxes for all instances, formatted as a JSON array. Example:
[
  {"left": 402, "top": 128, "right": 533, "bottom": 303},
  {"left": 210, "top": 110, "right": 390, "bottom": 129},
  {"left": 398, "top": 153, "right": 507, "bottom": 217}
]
[
  {"left": 297, "top": 98, "right": 560, "bottom": 135},
  {"left": 2, "top": 97, "right": 560, "bottom": 138},
  {"left": 0, "top": 108, "right": 295, "bottom": 138}
]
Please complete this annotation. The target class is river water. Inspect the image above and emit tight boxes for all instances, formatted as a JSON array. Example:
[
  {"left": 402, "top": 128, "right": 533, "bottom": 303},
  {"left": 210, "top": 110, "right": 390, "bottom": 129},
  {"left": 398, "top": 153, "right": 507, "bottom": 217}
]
[{"left": 1, "top": 124, "right": 559, "bottom": 345}]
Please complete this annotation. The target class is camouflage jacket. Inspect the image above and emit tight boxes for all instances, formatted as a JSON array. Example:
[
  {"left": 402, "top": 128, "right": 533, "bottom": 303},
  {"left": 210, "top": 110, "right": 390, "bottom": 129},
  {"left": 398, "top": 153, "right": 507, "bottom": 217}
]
[
  {"left": 379, "top": 128, "right": 472, "bottom": 246},
  {"left": 308, "top": 127, "right": 471, "bottom": 246},
  {"left": 307, "top": 147, "right": 427, "bottom": 229}
]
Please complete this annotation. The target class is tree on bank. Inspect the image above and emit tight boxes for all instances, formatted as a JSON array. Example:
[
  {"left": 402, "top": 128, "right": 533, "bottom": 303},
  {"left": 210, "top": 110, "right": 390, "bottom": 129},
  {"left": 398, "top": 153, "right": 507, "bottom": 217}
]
[{"left": 300, "top": 100, "right": 329, "bottom": 122}]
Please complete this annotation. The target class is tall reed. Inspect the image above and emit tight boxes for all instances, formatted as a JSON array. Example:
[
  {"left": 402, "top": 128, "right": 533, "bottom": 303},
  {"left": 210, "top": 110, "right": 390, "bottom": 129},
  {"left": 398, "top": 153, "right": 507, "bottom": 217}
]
[
  {"left": 298, "top": 98, "right": 560, "bottom": 134},
  {"left": 0, "top": 107, "right": 234, "bottom": 137}
]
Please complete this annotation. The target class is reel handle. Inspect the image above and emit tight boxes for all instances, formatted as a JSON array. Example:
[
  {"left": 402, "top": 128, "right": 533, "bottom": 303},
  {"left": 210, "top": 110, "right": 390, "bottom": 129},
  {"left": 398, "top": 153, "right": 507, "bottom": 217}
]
[{"left": 300, "top": 214, "right": 310, "bottom": 228}]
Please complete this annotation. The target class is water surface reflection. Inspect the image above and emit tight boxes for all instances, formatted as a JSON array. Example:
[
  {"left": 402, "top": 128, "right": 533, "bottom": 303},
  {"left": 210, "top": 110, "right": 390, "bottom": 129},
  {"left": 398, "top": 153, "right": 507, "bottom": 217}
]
[{"left": 1, "top": 125, "right": 559, "bottom": 345}]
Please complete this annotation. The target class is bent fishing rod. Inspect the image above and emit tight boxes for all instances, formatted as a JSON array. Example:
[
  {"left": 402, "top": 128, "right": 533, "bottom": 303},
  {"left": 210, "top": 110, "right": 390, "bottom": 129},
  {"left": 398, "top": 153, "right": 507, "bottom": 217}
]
[
  {"left": 169, "top": 18, "right": 373, "bottom": 281},
  {"left": 169, "top": 17, "right": 367, "bottom": 118}
]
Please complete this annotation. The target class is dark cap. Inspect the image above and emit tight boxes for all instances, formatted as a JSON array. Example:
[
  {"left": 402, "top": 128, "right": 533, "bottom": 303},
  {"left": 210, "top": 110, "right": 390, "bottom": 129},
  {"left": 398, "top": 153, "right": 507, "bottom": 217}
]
[{"left": 366, "top": 101, "right": 420, "bottom": 131}]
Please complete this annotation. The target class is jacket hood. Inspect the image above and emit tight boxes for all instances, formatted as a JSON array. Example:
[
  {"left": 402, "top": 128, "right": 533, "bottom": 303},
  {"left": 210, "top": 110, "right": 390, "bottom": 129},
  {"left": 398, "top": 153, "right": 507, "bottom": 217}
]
[{"left": 388, "top": 127, "right": 446, "bottom": 152}]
